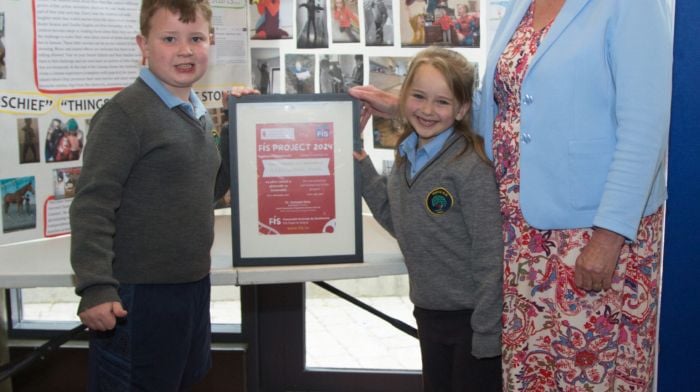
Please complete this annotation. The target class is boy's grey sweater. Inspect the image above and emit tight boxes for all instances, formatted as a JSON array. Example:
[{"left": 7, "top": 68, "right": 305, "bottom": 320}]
[
  {"left": 70, "top": 78, "right": 229, "bottom": 313},
  {"left": 359, "top": 134, "right": 503, "bottom": 358}
]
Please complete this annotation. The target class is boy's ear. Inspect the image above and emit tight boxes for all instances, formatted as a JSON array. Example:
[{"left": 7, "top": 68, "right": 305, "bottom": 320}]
[{"left": 136, "top": 35, "right": 148, "bottom": 66}]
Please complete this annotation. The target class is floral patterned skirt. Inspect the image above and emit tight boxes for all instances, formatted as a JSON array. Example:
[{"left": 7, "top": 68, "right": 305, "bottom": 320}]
[
  {"left": 501, "top": 208, "right": 663, "bottom": 391},
  {"left": 494, "top": 119, "right": 664, "bottom": 392}
]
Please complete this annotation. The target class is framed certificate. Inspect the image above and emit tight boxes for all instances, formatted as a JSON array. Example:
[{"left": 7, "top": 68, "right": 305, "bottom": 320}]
[{"left": 229, "top": 93, "right": 363, "bottom": 266}]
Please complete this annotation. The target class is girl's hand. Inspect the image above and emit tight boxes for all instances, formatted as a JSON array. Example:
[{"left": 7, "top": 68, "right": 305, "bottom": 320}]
[{"left": 353, "top": 150, "right": 368, "bottom": 161}]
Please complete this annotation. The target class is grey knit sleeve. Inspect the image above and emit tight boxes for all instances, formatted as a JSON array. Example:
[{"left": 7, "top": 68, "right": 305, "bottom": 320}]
[
  {"left": 70, "top": 102, "right": 140, "bottom": 313},
  {"left": 460, "top": 159, "right": 504, "bottom": 358},
  {"left": 358, "top": 157, "right": 395, "bottom": 237}
]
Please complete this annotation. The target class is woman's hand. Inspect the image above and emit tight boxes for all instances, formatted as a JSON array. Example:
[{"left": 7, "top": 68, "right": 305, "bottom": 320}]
[
  {"left": 574, "top": 227, "right": 625, "bottom": 291},
  {"left": 349, "top": 85, "right": 399, "bottom": 129}
]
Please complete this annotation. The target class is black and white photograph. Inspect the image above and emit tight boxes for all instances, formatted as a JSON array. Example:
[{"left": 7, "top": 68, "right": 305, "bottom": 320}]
[
  {"left": 251, "top": 48, "right": 281, "bottom": 95},
  {"left": 296, "top": 0, "right": 328, "bottom": 48},
  {"left": 285, "top": 53, "right": 315, "bottom": 94},
  {"left": 363, "top": 0, "right": 393, "bottom": 46},
  {"left": 318, "top": 54, "right": 363, "bottom": 94}
]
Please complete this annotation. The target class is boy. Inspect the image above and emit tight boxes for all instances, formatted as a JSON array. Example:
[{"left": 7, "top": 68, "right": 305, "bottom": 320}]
[{"left": 69, "top": 1, "right": 230, "bottom": 390}]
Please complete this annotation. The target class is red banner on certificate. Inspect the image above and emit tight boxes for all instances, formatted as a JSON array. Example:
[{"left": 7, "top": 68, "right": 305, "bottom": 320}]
[{"left": 256, "top": 122, "right": 335, "bottom": 235}]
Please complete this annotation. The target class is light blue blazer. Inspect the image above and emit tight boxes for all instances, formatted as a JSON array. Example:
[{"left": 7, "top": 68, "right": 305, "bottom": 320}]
[{"left": 474, "top": 0, "right": 673, "bottom": 240}]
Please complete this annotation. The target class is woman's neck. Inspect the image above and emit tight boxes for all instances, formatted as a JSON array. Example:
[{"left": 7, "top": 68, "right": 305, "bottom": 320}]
[{"left": 533, "top": 0, "right": 565, "bottom": 30}]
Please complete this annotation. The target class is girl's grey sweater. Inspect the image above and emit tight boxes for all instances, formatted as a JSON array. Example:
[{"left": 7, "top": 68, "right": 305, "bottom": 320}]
[{"left": 359, "top": 134, "right": 503, "bottom": 358}]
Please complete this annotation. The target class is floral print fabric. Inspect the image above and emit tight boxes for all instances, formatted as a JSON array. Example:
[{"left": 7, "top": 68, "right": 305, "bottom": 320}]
[{"left": 492, "top": 3, "right": 663, "bottom": 391}]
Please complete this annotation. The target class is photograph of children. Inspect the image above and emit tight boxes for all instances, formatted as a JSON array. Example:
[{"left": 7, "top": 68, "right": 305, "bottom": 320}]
[
  {"left": 249, "top": 0, "right": 292, "bottom": 40},
  {"left": 400, "top": 0, "right": 481, "bottom": 48},
  {"left": 364, "top": 0, "right": 393, "bottom": 46},
  {"left": 319, "top": 54, "right": 363, "bottom": 94},
  {"left": 297, "top": 0, "right": 328, "bottom": 48},
  {"left": 1, "top": 176, "right": 36, "bottom": 233},
  {"left": 17, "top": 118, "right": 40, "bottom": 164},
  {"left": 331, "top": 0, "right": 360, "bottom": 44},
  {"left": 44, "top": 117, "right": 86, "bottom": 162},
  {"left": 368, "top": 56, "right": 411, "bottom": 149},
  {"left": 453, "top": 1, "right": 481, "bottom": 47},
  {"left": 251, "top": 48, "right": 280, "bottom": 95},
  {"left": 53, "top": 167, "right": 81, "bottom": 199},
  {"left": 285, "top": 53, "right": 315, "bottom": 94}
]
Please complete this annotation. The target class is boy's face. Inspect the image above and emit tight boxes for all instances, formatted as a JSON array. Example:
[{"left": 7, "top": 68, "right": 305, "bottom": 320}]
[{"left": 137, "top": 8, "right": 210, "bottom": 100}]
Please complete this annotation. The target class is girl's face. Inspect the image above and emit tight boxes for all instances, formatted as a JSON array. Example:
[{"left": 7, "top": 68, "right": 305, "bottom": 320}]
[{"left": 404, "top": 64, "right": 468, "bottom": 147}]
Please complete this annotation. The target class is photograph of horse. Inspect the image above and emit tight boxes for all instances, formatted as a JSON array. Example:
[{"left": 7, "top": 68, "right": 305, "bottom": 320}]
[
  {"left": 1, "top": 177, "right": 37, "bottom": 233},
  {"left": 3, "top": 182, "right": 32, "bottom": 214}
]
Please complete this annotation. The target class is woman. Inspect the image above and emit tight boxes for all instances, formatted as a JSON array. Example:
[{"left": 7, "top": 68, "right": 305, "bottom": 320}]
[{"left": 351, "top": 0, "right": 673, "bottom": 390}]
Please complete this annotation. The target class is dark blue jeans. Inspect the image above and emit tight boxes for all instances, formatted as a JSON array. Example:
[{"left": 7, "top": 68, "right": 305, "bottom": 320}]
[{"left": 88, "top": 276, "right": 212, "bottom": 391}]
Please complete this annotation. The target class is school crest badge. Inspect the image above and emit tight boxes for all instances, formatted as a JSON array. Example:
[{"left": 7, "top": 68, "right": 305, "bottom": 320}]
[{"left": 425, "top": 187, "right": 453, "bottom": 214}]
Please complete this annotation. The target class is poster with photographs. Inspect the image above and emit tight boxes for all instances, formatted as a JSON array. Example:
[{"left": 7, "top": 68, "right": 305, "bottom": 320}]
[
  {"left": 2, "top": 0, "right": 512, "bottom": 246},
  {"left": 0, "top": 1, "right": 248, "bottom": 245},
  {"left": 400, "top": 0, "right": 481, "bottom": 48},
  {"left": 364, "top": 0, "right": 394, "bottom": 46},
  {"left": 319, "top": 54, "right": 364, "bottom": 94},
  {"left": 297, "top": 0, "right": 329, "bottom": 48},
  {"left": 248, "top": 0, "right": 293, "bottom": 40}
]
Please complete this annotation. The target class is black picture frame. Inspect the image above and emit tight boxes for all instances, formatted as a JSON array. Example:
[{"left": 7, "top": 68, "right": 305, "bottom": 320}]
[{"left": 228, "top": 93, "right": 363, "bottom": 267}]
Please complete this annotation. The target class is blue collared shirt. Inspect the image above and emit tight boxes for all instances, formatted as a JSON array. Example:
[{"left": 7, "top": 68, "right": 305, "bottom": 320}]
[
  {"left": 399, "top": 128, "right": 454, "bottom": 178},
  {"left": 138, "top": 68, "right": 207, "bottom": 121}
]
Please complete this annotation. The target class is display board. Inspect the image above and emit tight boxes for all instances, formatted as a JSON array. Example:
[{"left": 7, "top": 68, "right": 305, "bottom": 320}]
[
  {"left": 0, "top": 0, "right": 249, "bottom": 244},
  {"left": 0, "top": 0, "right": 513, "bottom": 245}
]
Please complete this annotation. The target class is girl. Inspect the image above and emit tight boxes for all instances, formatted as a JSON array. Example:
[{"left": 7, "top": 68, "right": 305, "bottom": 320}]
[{"left": 355, "top": 46, "right": 503, "bottom": 391}]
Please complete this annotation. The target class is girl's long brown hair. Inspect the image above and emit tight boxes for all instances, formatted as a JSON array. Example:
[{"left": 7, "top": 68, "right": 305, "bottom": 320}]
[{"left": 394, "top": 46, "right": 489, "bottom": 166}]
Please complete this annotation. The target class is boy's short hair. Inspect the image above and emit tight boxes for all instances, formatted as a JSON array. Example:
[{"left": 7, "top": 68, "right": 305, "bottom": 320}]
[{"left": 140, "top": 0, "right": 213, "bottom": 37}]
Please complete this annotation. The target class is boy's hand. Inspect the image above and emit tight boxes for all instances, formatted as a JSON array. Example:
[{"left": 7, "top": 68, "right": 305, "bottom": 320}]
[
  {"left": 222, "top": 86, "right": 260, "bottom": 108},
  {"left": 79, "top": 301, "right": 128, "bottom": 331}
]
